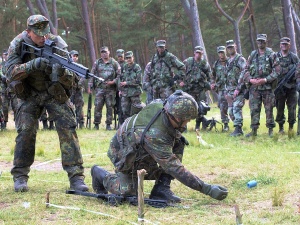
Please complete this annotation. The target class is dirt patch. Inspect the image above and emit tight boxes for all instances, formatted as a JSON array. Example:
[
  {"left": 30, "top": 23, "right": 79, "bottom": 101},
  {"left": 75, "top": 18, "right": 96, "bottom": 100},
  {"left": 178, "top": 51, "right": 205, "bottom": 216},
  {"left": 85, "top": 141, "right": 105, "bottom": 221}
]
[
  {"left": 0, "top": 202, "right": 11, "bottom": 209},
  {"left": 0, "top": 160, "right": 63, "bottom": 173}
]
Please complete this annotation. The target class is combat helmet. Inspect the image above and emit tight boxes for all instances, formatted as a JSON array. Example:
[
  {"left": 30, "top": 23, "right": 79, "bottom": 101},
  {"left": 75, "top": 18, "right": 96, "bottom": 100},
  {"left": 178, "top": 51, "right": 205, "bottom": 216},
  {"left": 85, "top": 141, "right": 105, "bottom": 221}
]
[{"left": 164, "top": 90, "right": 198, "bottom": 126}]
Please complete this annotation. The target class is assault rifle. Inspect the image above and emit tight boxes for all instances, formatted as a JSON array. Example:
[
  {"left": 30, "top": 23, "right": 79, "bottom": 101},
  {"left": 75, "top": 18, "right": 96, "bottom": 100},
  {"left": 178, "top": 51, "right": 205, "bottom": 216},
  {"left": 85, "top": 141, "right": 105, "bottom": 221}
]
[
  {"left": 21, "top": 39, "right": 104, "bottom": 83},
  {"left": 205, "top": 117, "right": 223, "bottom": 132},
  {"left": 274, "top": 64, "right": 297, "bottom": 96},
  {"left": 86, "top": 93, "right": 92, "bottom": 129},
  {"left": 66, "top": 190, "right": 169, "bottom": 208}
]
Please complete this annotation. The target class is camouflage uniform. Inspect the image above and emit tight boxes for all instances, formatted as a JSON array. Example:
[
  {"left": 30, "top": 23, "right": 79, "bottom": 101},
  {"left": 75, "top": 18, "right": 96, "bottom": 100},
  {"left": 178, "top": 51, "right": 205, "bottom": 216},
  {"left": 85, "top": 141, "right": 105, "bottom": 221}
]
[
  {"left": 91, "top": 91, "right": 228, "bottom": 202},
  {"left": 183, "top": 46, "right": 212, "bottom": 130},
  {"left": 5, "top": 15, "right": 87, "bottom": 191},
  {"left": 118, "top": 51, "right": 143, "bottom": 121},
  {"left": 238, "top": 34, "right": 281, "bottom": 136},
  {"left": 89, "top": 46, "right": 121, "bottom": 129},
  {"left": 116, "top": 49, "right": 126, "bottom": 126},
  {"left": 274, "top": 37, "right": 299, "bottom": 131},
  {"left": 211, "top": 46, "right": 229, "bottom": 126},
  {"left": 224, "top": 40, "right": 246, "bottom": 135},
  {"left": 143, "top": 62, "right": 154, "bottom": 104},
  {"left": 149, "top": 40, "right": 185, "bottom": 100}
]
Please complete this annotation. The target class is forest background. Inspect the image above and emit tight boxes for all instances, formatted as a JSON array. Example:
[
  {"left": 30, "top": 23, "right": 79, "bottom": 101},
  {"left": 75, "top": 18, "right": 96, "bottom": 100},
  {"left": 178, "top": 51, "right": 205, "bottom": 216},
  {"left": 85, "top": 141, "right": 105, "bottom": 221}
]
[{"left": 0, "top": 0, "right": 300, "bottom": 70}]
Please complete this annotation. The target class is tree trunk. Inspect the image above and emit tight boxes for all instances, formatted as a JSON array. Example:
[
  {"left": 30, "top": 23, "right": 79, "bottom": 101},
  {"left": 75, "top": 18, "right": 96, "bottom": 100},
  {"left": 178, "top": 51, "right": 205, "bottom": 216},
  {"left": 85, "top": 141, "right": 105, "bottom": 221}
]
[{"left": 25, "top": 0, "right": 36, "bottom": 14}]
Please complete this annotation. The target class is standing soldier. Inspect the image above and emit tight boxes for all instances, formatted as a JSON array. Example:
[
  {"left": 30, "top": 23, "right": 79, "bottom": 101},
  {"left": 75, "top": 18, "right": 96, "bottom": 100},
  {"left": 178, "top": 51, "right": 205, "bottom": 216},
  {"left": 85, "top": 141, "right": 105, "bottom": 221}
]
[
  {"left": 149, "top": 40, "right": 185, "bottom": 101},
  {"left": 211, "top": 46, "right": 230, "bottom": 131},
  {"left": 0, "top": 50, "right": 9, "bottom": 129},
  {"left": 116, "top": 49, "right": 126, "bottom": 68},
  {"left": 70, "top": 50, "right": 85, "bottom": 129},
  {"left": 274, "top": 37, "right": 299, "bottom": 133},
  {"left": 183, "top": 46, "right": 212, "bottom": 130},
  {"left": 118, "top": 51, "right": 143, "bottom": 120},
  {"left": 238, "top": 34, "right": 281, "bottom": 137},
  {"left": 143, "top": 61, "right": 154, "bottom": 104},
  {"left": 88, "top": 46, "right": 121, "bottom": 130},
  {"left": 224, "top": 40, "right": 246, "bottom": 136},
  {"left": 5, "top": 15, "right": 88, "bottom": 192}
]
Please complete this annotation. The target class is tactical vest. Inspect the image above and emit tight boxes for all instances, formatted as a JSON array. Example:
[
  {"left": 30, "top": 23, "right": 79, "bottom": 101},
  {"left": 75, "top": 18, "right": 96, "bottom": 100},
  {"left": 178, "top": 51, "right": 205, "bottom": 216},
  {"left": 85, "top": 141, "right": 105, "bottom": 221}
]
[
  {"left": 248, "top": 48, "right": 274, "bottom": 79},
  {"left": 119, "top": 62, "right": 142, "bottom": 97},
  {"left": 276, "top": 51, "right": 298, "bottom": 82},
  {"left": 212, "top": 59, "right": 227, "bottom": 91},
  {"left": 226, "top": 54, "right": 242, "bottom": 90},
  {"left": 94, "top": 58, "right": 117, "bottom": 88}
]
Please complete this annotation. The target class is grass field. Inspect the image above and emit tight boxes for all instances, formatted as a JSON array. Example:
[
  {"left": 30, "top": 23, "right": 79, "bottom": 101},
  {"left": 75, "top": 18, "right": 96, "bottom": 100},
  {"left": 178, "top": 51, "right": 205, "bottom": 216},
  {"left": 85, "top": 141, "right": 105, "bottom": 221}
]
[{"left": 0, "top": 94, "right": 300, "bottom": 225}]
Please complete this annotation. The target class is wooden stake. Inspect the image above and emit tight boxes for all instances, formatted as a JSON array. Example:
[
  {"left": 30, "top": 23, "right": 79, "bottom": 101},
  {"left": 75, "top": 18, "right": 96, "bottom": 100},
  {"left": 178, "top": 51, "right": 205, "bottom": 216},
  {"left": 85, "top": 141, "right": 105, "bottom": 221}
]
[
  {"left": 234, "top": 204, "right": 243, "bottom": 225},
  {"left": 46, "top": 192, "right": 50, "bottom": 208},
  {"left": 137, "top": 169, "right": 147, "bottom": 224}
]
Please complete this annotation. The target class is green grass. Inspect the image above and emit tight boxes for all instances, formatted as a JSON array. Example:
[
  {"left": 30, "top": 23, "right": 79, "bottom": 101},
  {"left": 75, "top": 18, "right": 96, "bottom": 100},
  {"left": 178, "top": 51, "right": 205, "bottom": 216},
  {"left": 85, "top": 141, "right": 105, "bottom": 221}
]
[{"left": 0, "top": 94, "right": 300, "bottom": 224}]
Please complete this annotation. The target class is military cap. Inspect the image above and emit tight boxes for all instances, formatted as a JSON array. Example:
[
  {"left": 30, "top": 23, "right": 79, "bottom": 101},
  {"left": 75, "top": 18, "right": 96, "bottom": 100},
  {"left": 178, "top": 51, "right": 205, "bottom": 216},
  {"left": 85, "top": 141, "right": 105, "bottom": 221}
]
[
  {"left": 226, "top": 40, "right": 235, "bottom": 47},
  {"left": 217, "top": 46, "right": 226, "bottom": 53},
  {"left": 125, "top": 51, "right": 133, "bottom": 58},
  {"left": 194, "top": 46, "right": 204, "bottom": 53},
  {"left": 27, "top": 15, "right": 50, "bottom": 36},
  {"left": 2, "top": 49, "right": 8, "bottom": 55},
  {"left": 100, "top": 46, "right": 109, "bottom": 52},
  {"left": 116, "top": 49, "right": 125, "bottom": 56},
  {"left": 156, "top": 40, "right": 166, "bottom": 47},
  {"left": 280, "top": 37, "right": 290, "bottom": 44},
  {"left": 256, "top": 34, "right": 267, "bottom": 41},
  {"left": 70, "top": 50, "right": 79, "bottom": 56}
]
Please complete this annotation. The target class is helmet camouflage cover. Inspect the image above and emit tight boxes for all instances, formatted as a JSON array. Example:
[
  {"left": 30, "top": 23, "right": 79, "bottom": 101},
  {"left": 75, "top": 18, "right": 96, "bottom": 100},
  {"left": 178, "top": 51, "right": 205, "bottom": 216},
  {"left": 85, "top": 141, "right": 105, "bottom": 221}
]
[{"left": 164, "top": 90, "right": 198, "bottom": 121}]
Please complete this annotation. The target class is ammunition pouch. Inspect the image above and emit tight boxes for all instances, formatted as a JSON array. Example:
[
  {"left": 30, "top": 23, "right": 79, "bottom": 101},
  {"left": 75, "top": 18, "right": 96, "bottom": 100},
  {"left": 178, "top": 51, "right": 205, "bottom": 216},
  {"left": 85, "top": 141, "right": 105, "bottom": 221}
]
[
  {"left": 48, "top": 82, "right": 69, "bottom": 104},
  {"left": 9, "top": 80, "right": 30, "bottom": 100}
]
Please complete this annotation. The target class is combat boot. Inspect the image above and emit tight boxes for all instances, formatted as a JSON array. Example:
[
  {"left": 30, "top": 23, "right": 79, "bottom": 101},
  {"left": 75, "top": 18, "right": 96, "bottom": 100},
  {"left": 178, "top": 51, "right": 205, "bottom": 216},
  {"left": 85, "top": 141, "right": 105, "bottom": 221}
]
[
  {"left": 69, "top": 176, "right": 89, "bottom": 192},
  {"left": 245, "top": 128, "right": 257, "bottom": 138},
  {"left": 230, "top": 126, "right": 243, "bottom": 137},
  {"left": 149, "top": 174, "right": 181, "bottom": 203},
  {"left": 14, "top": 177, "right": 29, "bottom": 192},
  {"left": 223, "top": 123, "right": 229, "bottom": 132},
  {"left": 289, "top": 123, "right": 294, "bottom": 131},
  {"left": 91, "top": 165, "right": 109, "bottom": 194},
  {"left": 94, "top": 124, "right": 99, "bottom": 130},
  {"left": 268, "top": 128, "right": 273, "bottom": 137},
  {"left": 42, "top": 120, "right": 48, "bottom": 130},
  {"left": 49, "top": 121, "right": 55, "bottom": 130},
  {"left": 278, "top": 124, "right": 284, "bottom": 134},
  {"left": 106, "top": 124, "right": 112, "bottom": 131}
]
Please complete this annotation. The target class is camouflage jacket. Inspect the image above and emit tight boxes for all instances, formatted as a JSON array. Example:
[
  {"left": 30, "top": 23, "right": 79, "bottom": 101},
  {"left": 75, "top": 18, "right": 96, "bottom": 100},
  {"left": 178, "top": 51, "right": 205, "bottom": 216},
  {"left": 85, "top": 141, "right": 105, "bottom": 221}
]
[
  {"left": 211, "top": 58, "right": 227, "bottom": 91},
  {"left": 225, "top": 53, "right": 246, "bottom": 91},
  {"left": 89, "top": 57, "right": 120, "bottom": 90},
  {"left": 150, "top": 50, "right": 185, "bottom": 89},
  {"left": 182, "top": 57, "right": 212, "bottom": 92},
  {"left": 142, "top": 62, "right": 152, "bottom": 92},
  {"left": 0, "top": 61, "right": 7, "bottom": 94},
  {"left": 276, "top": 51, "right": 299, "bottom": 87},
  {"left": 237, "top": 47, "right": 281, "bottom": 91},
  {"left": 118, "top": 62, "right": 142, "bottom": 97},
  {"left": 5, "top": 31, "right": 73, "bottom": 98},
  {"left": 107, "top": 102, "right": 205, "bottom": 192}
]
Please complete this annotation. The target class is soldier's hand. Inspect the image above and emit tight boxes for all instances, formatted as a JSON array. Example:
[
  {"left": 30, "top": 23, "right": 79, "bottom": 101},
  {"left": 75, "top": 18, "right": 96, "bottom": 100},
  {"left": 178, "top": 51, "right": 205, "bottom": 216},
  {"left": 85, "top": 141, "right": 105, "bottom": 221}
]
[
  {"left": 28, "top": 57, "right": 49, "bottom": 72},
  {"left": 201, "top": 183, "right": 228, "bottom": 200}
]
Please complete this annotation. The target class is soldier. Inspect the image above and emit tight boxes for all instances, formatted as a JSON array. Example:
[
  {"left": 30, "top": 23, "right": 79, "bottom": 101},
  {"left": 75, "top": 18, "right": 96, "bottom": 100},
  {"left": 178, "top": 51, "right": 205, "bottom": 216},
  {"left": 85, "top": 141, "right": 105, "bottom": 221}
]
[
  {"left": 88, "top": 46, "right": 121, "bottom": 130},
  {"left": 0, "top": 50, "right": 9, "bottom": 129},
  {"left": 237, "top": 34, "right": 281, "bottom": 137},
  {"left": 90, "top": 90, "right": 228, "bottom": 202},
  {"left": 211, "top": 46, "right": 230, "bottom": 131},
  {"left": 70, "top": 50, "right": 85, "bottom": 129},
  {"left": 143, "top": 61, "right": 154, "bottom": 104},
  {"left": 224, "top": 40, "right": 246, "bottom": 136},
  {"left": 182, "top": 46, "right": 212, "bottom": 130},
  {"left": 149, "top": 40, "right": 185, "bottom": 101},
  {"left": 39, "top": 108, "right": 55, "bottom": 130},
  {"left": 116, "top": 49, "right": 126, "bottom": 68},
  {"left": 274, "top": 37, "right": 299, "bottom": 133},
  {"left": 118, "top": 51, "right": 143, "bottom": 121},
  {"left": 5, "top": 15, "right": 88, "bottom": 192}
]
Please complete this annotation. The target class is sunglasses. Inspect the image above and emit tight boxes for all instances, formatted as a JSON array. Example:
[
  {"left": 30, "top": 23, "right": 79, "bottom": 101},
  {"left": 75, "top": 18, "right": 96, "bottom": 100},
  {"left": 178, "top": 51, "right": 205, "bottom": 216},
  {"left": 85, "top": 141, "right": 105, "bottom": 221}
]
[{"left": 126, "top": 57, "right": 132, "bottom": 59}]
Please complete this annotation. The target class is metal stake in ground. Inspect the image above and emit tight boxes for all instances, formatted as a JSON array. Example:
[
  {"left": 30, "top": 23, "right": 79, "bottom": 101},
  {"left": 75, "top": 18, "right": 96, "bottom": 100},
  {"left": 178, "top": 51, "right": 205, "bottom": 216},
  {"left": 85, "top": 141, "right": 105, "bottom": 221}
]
[{"left": 137, "top": 169, "right": 147, "bottom": 223}]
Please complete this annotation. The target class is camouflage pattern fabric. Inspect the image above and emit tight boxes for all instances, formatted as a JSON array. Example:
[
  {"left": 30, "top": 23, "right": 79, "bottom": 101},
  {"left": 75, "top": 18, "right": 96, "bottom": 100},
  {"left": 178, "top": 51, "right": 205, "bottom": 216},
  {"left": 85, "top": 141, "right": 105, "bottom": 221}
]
[
  {"left": 211, "top": 59, "right": 229, "bottom": 123},
  {"left": 150, "top": 50, "right": 185, "bottom": 100},
  {"left": 70, "top": 72, "right": 85, "bottom": 126},
  {"left": 275, "top": 52, "right": 299, "bottom": 126},
  {"left": 89, "top": 58, "right": 120, "bottom": 125},
  {"left": 242, "top": 48, "right": 281, "bottom": 129},
  {"left": 225, "top": 54, "right": 246, "bottom": 127},
  {"left": 143, "top": 62, "right": 153, "bottom": 104},
  {"left": 6, "top": 30, "right": 84, "bottom": 180},
  {"left": 103, "top": 102, "right": 205, "bottom": 195},
  {"left": 118, "top": 62, "right": 142, "bottom": 120}
]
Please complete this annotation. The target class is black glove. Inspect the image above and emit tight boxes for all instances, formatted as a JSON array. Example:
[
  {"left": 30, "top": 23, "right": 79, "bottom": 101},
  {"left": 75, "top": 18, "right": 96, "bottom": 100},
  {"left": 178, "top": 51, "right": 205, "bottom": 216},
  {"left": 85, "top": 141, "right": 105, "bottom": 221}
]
[
  {"left": 201, "top": 183, "right": 228, "bottom": 200},
  {"left": 297, "top": 82, "right": 300, "bottom": 92},
  {"left": 25, "top": 57, "right": 49, "bottom": 73}
]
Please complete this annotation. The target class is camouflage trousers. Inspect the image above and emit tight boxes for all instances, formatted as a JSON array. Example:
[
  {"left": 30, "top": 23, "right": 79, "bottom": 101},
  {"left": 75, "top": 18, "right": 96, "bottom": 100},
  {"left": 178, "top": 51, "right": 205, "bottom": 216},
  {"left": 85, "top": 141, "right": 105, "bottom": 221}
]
[
  {"left": 217, "top": 90, "right": 229, "bottom": 124},
  {"left": 70, "top": 88, "right": 85, "bottom": 126},
  {"left": 249, "top": 88, "right": 275, "bottom": 129},
  {"left": 103, "top": 134, "right": 185, "bottom": 195},
  {"left": 121, "top": 95, "right": 141, "bottom": 120},
  {"left": 11, "top": 95, "right": 84, "bottom": 181},
  {"left": 275, "top": 87, "right": 297, "bottom": 125},
  {"left": 94, "top": 88, "right": 116, "bottom": 125},
  {"left": 225, "top": 90, "right": 244, "bottom": 127},
  {"left": 153, "top": 86, "right": 174, "bottom": 101},
  {"left": 2, "top": 92, "right": 16, "bottom": 122}
]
